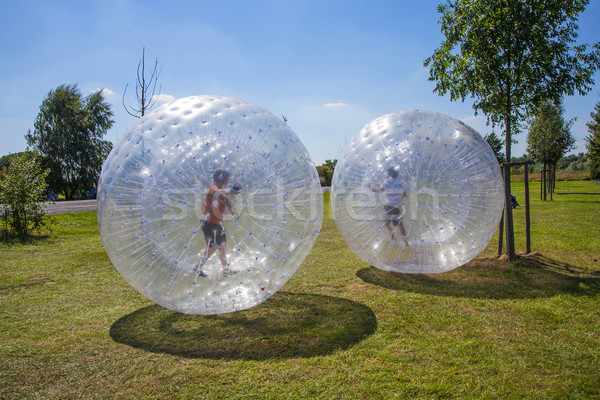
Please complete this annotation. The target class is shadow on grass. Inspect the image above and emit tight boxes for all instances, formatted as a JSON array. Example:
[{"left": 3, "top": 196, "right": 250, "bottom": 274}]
[
  {"left": 0, "top": 231, "right": 51, "bottom": 245},
  {"left": 555, "top": 192, "right": 600, "bottom": 195},
  {"left": 554, "top": 192, "right": 600, "bottom": 203},
  {"left": 110, "top": 291, "right": 377, "bottom": 360},
  {"left": 357, "top": 253, "right": 600, "bottom": 299}
]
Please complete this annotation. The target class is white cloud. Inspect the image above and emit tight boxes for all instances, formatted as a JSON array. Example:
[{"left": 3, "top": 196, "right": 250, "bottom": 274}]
[
  {"left": 93, "top": 88, "right": 116, "bottom": 97},
  {"left": 323, "top": 102, "right": 348, "bottom": 108},
  {"left": 152, "top": 94, "right": 176, "bottom": 104}
]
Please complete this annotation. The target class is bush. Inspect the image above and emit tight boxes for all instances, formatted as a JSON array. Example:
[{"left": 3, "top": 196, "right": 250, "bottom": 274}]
[{"left": 0, "top": 152, "right": 51, "bottom": 238}]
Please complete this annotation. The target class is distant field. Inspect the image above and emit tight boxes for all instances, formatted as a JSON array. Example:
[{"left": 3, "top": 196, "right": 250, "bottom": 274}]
[
  {"left": 511, "top": 171, "right": 592, "bottom": 181},
  {"left": 1, "top": 181, "right": 599, "bottom": 399}
]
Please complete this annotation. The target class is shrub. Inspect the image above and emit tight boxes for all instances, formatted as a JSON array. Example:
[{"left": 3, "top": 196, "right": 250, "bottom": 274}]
[{"left": 0, "top": 152, "right": 51, "bottom": 238}]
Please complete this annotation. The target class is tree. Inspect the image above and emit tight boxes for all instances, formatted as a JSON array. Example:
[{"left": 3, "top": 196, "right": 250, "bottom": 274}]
[
  {"left": 123, "top": 47, "right": 161, "bottom": 118},
  {"left": 323, "top": 159, "right": 337, "bottom": 171},
  {"left": 0, "top": 152, "right": 51, "bottom": 238},
  {"left": 527, "top": 100, "right": 576, "bottom": 198},
  {"left": 0, "top": 152, "right": 29, "bottom": 171},
  {"left": 316, "top": 160, "right": 338, "bottom": 186},
  {"left": 484, "top": 132, "right": 505, "bottom": 163},
  {"left": 424, "top": 0, "right": 600, "bottom": 259},
  {"left": 26, "top": 84, "right": 114, "bottom": 199},
  {"left": 586, "top": 102, "right": 600, "bottom": 179},
  {"left": 316, "top": 165, "right": 334, "bottom": 187}
]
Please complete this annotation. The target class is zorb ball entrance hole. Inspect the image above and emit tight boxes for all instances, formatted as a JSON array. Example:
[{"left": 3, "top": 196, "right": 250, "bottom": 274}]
[
  {"left": 332, "top": 109, "right": 504, "bottom": 273},
  {"left": 97, "top": 95, "right": 323, "bottom": 314}
]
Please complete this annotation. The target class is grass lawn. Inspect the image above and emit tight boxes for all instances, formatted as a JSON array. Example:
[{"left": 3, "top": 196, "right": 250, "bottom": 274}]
[{"left": 1, "top": 180, "right": 599, "bottom": 399}]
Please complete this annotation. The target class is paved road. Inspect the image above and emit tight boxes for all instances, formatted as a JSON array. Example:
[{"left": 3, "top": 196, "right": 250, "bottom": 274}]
[{"left": 45, "top": 200, "right": 97, "bottom": 215}]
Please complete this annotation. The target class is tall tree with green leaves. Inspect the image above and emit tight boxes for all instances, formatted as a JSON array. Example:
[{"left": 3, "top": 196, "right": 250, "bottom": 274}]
[
  {"left": 484, "top": 132, "right": 505, "bottom": 163},
  {"left": 424, "top": 0, "right": 600, "bottom": 259},
  {"left": 26, "top": 84, "right": 114, "bottom": 199},
  {"left": 316, "top": 165, "right": 334, "bottom": 187},
  {"left": 586, "top": 102, "right": 600, "bottom": 180},
  {"left": 527, "top": 100, "right": 576, "bottom": 197}
]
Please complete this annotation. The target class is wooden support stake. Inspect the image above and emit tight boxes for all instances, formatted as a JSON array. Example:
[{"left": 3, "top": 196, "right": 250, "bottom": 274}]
[
  {"left": 524, "top": 166, "right": 531, "bottom": 254},
  {"left": 543, "top": 169, "right": 547, "bottom": 201},
  {"left": 540, "top": 170, "right": 543, "bottom": 200},
  {"left": 550, "top": 170, "right": 555, "bottom": 200},
  {"left": 498, "top": 208, "right": 505, "bottom": 256},
  {"left": 497, "top": 165, "right": 504, "bottom": 256}
]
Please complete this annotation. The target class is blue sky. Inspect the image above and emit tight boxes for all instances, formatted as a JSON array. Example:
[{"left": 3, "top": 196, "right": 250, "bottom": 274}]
[{"left": 1, "top": 0, "right": 599, "bottom": 165}]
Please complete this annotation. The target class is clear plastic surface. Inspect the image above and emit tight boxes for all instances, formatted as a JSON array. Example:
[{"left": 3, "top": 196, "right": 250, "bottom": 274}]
[
  {"left": 332, "top": 110, "right": 504, "bottom": 273},
  {"left": 97, "top": 95, "right": 323, "bottom": 314}
]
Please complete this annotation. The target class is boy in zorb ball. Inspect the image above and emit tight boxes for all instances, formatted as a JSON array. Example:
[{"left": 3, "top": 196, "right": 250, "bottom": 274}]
[
  {"left": 195, "top": 168, "right": 242, "bottom": 277},
  {"left": 98, "top": 95, "right": 323, "bottom": 314},
  {"left": 369, "top": 167, "right": 410, "bottom": 246}
]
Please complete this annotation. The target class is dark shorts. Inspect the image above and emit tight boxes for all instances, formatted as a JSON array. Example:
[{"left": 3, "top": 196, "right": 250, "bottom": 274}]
[
  {"left": 383, "top": 205, "right": 403, "bottom": 225},
  {"left": 202, "top": 221, "right": 226, "bottom": 246}
]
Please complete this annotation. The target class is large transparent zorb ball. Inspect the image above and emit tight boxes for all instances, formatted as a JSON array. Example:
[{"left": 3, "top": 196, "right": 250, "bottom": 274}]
[
  {"left": 332, "top": 110, "right": 504, "bottom": 273},
  {"left": 97, "top": 95, "right": 323, "bottom": 314}
]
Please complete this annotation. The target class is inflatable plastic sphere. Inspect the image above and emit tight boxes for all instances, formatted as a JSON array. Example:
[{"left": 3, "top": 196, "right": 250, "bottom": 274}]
[
  {"left": 332, "top": 109, "right": 504, "bottom": 273},
  {"left": 97, "top": 95, "right": 323, "bottom": 314}
]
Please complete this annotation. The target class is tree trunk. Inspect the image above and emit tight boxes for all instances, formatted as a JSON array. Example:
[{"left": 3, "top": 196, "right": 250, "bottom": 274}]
[
  {"left": 540, "top": 169, "right": 543, "bottom": 200},
  {"left": 503, "top": 113, "right": 516, "bottom": 260},
  {"left": 140, "top": 48, "right": 147, "bottom": 116}
]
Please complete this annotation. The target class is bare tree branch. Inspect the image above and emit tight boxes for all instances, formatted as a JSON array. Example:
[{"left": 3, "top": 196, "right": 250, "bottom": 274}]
[{"left": 123, "top": 47, "right": 162, "bottom": 118}]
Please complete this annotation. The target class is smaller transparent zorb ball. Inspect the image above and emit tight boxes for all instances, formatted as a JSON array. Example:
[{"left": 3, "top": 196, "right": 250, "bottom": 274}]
[
  {"left": 97, "top": 95, "right": 323, "bottom": 314},
  {"left": 332, "top": 110, "right": 504, "bottom": 273}
]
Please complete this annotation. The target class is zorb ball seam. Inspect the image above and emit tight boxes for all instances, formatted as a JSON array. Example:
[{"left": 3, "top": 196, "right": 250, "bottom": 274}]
[
  {"left": 332, "top": 109, "right": 504, "bottom": 273},
  {"left": 97, "top": 95, "right": 323, "bottom": 314}
]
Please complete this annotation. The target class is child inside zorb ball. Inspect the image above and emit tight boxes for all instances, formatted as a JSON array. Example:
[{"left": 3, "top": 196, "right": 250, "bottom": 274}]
[
  {"left": 368, "top": 167, "right": 410, "bottom": 247},
  {"left": 195, "top": 168, "right": 242, "bottom": 277},
  {"left": 332, "top": 109, "right": 504, "bottom": 274},
  {"left": 97, "top": 95, "right": 323, "bottom": 314}
]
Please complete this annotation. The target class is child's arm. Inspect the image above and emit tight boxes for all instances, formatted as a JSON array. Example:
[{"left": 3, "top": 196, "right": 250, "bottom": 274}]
[
  {"left": 367, "top": 182, "right": 383, "bottom": 193},
  {"left": 225, "top": 195, "right": 236, "bottom": 214}
]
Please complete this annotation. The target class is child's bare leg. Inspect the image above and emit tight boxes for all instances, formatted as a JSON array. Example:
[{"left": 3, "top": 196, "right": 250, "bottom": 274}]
[
  {"left": 398, "top": 221, "right": 409, "bottom": 246},
  {"left": 195, "top": 246, "right": 216, "bottom": 277},
  {"left": 217, "top": 243, "right": 227, "bottom": 267},
  {"left": 385, "top": 220, "right": 396, "bottom": 240},
  {"left": 197, "top": 246, "right": 216, "bottom": 268}
]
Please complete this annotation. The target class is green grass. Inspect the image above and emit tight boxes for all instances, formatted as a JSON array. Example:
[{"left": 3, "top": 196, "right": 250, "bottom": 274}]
[{"left": 1, "top": 182, "right": 599, "bottom": 399}]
